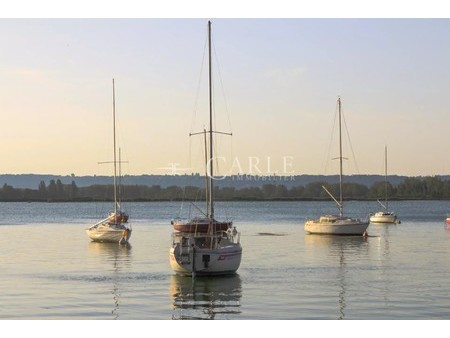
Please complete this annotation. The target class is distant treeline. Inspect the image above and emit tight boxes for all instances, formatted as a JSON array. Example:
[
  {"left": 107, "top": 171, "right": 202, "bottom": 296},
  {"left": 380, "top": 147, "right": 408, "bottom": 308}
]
[{"left": 2, "top": 176, "right": 450, "bottom": 202}]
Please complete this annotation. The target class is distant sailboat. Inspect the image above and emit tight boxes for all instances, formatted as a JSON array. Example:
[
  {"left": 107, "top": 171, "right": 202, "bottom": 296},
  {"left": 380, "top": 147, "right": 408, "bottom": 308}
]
[
  {"left": 169, "top": 21, "right": 242, "bottom": 277},
  {"left": 86, "top": 79, "right": 131, "bottom": 244},
  {"left": 369, "top": 146, "right": 399, "bottom": 224},
  {"left": 304, "top": 97, "right": 369, "bottom": 235}
]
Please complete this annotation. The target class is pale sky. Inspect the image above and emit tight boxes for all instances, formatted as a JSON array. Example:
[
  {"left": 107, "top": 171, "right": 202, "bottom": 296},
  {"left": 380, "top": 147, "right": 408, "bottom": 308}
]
[{"left": 1, "top": 4, "right": 450, "bottom": 177}]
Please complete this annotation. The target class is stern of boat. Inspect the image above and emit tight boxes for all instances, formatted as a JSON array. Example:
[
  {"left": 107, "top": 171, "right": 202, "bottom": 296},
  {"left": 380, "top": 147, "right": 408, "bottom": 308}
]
[{"left": 169, "top": 230, "right": 242, "bottom": 276}]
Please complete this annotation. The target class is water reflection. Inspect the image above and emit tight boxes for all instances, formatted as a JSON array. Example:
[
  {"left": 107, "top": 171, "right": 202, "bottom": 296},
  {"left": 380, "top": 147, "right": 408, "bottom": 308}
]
[
  {"left": 170, "top": 274, "right": 242, "bottom": 319},
  {"left": 445, "top": 223, "right": 450, "bottom": 233},
  {"left": 304, "top": 235, "right": 368, "bottom": 319},
  {"left": 87, "top": 242, "right": 132, "bottom": 319},
  {"left": 371, "top": 224, "right": 393, "bottom": 309}
]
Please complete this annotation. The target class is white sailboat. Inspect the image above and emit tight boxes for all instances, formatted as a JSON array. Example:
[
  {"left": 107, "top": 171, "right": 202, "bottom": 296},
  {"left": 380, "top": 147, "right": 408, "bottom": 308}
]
[
  {"left": 304, "top": 97, "right": 369, "bottom": 235},
  {"left": 169, "top": 21, "right": 242, "bottom": 277},
  {"left": 86, "top": 79, "right": 132, "bottom": 244},
  {"left": 369, "top": 146, "right": 399, "bottom": 224}
]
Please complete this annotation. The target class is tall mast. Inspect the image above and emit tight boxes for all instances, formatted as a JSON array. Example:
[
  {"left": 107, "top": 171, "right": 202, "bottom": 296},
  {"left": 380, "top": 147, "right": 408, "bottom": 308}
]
[
  {"left": 384, "top": 145, "right": 388, "bottom": 211},
  {"left": 118, "top": 147, "right": 122, "bottom": 209},
  {"left": 204, "top": 129, "right": 209, "bottom": 216},
  {"left": 338, "top": 97, "right": 343, "bottom": 216},
  {"left": 208, "top": 20, "right": 214, "bottom": 220},
  {"left": 112, "top": 79, "right": 118, "bottom": 217}
]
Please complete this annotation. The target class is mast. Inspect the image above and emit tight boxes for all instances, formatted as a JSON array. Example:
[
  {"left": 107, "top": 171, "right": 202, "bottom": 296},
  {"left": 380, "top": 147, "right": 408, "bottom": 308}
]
[
  {"left": 188, "top": 21, "right": 231, "bottom": 222},
  {"left": 338, "top": 97, "right": 343, "bottom": 216},
  {"left": 384, "top": 145, "right": 388, "bottom": 211},
  {"left": 112, "top": 79, "right": 118, "bottom": 218},
  {"left": 204, "top": 129, "right": 209, "bottom": 216},
  {"left": 208, "top": 20, "right": 214, "bottom": 220},
  {"left": 118, "top": 147, "right": 122, "bottom": 210}
]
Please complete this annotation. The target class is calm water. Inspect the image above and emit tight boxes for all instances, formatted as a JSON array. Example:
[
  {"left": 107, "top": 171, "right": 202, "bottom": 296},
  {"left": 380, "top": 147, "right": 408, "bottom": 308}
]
[{"left": 1, "top": 200, "right": 450, "bottom": 320}]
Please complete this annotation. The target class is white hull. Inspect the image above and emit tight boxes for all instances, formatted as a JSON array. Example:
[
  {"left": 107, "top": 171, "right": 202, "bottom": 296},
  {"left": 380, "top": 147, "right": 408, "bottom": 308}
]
[
  {"left": 170, "top": 237, "right": 242, "bottom": 276},
  {"left": 369, "top": 212, "right": 397, "bottom": 224},
  {"left": 86, "top": 222, "right": 131, "bottom": 244},
  {"left": 305, "top": 215, "right": 369, "bottom": 235}
]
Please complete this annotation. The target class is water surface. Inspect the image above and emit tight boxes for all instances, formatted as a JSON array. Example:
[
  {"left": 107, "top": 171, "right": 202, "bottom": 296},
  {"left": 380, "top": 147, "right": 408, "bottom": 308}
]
[{"left": 1, "top": 200, "right": 450, "bottom": 319}]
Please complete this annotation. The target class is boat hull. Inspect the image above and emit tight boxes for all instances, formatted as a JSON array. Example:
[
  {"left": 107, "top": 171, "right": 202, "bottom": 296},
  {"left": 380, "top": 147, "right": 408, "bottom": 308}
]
[
  {"left": 169, "top": 243, "right": 242, "bottom": 276},
  {"left": 370, "top": 212, "right": 397, "bottom": 224},
  {"left": 304, "top": 216, "right": 369, "bottom": 235},
  {"left": 86, "top": 223, "right": 131, "bottom": 244}
]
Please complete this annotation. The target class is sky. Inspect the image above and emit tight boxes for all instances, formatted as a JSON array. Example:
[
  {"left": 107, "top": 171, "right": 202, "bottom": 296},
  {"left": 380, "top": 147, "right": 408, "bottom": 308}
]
[{"left": 1, "top": 2, "right": 450, "bottom": 177}]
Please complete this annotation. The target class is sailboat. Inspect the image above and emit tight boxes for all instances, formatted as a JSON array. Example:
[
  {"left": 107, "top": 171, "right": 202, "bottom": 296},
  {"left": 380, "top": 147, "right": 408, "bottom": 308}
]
[
  {"left": 86, "top": 79, "right": 132, "bottom": 244},
  {"left": 369, "top": 146, "right": 399, "bottom": 224},
  {"left": 169, "top": 21, "right": 242, "bottom": 277},
  {"left": 304, "top": 97, "right": 369, "bottom": 235}
]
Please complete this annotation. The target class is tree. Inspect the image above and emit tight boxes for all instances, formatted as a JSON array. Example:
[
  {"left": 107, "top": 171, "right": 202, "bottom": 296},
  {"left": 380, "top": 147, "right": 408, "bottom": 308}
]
[
  {"left": 424, "top": 176, "right": 443, "bottom": 198},
  {"left": 289, "top": 186, "right": 305, "bottom": 199},
  {"left": 47, "top": 179, "right": 57, "bottom": 199},
  {"left": 368, "top": 181, "right": 385, "bottom": 199},
  {"left": 343, "top": 183, "right": 369, "bottom": 199},
  {"left": 69, "top": 181, "right": 78, "bottom": 199},
  {"left": 397, "top": 177, "right": 426, "bottom": 198},
  {"left": 304, "top": 182, "right": 328, "bottom": 199},
  {"left": 262, "top": 184, "right": 277, "bottom": 199},
  {"left": 56, "top": 179, "right": 64, "bottom": 199},
  {"left": 38, "top": 181, "right": 47, "bottom": 198}
]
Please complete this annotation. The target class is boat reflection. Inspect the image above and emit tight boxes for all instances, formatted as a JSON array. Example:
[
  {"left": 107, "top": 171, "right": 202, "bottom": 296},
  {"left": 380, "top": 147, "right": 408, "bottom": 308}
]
[
  {"left": 378, "top": 225, "right": 392, "bottom": 309},
  {"left": 169, "top": 274, "right": 242, "bottom": 319},
  {"left": 87, "top": 242, "right": 132, "bottom": 319},
  {"left": 304, "top": 235, "right": 368, "bottom": 319}
]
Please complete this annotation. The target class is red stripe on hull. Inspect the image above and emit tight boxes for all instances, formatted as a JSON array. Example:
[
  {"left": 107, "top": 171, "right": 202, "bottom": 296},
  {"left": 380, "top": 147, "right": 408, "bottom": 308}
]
[{"left": 172, "top": 222, "right": 232, "bottom": 233}]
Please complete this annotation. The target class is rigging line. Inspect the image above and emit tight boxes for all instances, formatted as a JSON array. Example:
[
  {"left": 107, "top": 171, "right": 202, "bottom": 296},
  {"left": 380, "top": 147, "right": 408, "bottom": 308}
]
[
  {"left": 341, "top": 107, "right": 360, "bottom": 174},
  {"left": 114, "top": 108, "right": 128, "bottom": 172},
  {"left": 190, "top": 35, "right": 208, "bottom": 134},
  {"left": 183, "top": 133, "right": 209, "bottom": 218},
  {"left": 212, "top": 40, "right": 233, "bottom": 133},
  {"left": 179, "top": 134, "right": 195, "bottom": 216},
  {"left": 109, "top": 84, "right": 131, "bottom": 214},
  {"left": 209, "top": 39, "right": 233, "bottom": 180},
  {"left": 181, "top": 128, "right": 206, "bottom": 216},
  {"left": 210, "top": 66, "right": 221, "bottom": 181},
  {"left": 322, "top": 102, "right": 338, "bottom": 175}
]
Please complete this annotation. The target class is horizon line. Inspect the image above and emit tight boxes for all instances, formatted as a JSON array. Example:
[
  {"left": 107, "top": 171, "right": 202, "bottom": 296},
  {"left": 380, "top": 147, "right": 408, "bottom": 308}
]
[{"left": 1, "top": 173, "right": 449, "bottom": 178}]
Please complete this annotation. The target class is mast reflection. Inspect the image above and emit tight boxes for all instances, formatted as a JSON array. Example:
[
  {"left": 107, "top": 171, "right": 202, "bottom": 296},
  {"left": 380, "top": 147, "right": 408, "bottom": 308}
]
[
  {"left": 305, "top": 235, "right": 367, "bottom": 319},
  {"left": 170, "top": 274, "right": 242, "bottom": 319},
  {"left": 88, "top": 242, "right": 131, "bottom": 319}
]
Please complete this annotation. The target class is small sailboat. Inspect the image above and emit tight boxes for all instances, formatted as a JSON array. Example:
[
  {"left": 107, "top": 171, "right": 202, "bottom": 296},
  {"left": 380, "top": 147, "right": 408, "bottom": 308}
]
[
  {"left": 369, "top": 146, "right": 399, "bottom": 224},
  {"left": 169, "top": 21, "right": 242, "bottom": 277},
  {"left": 86, "top": 79, "right": 131, "bottom": 244},
  {"left": 304, "top": 97, "right": 369, "bottom": 235}
]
